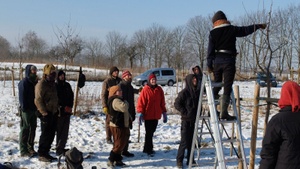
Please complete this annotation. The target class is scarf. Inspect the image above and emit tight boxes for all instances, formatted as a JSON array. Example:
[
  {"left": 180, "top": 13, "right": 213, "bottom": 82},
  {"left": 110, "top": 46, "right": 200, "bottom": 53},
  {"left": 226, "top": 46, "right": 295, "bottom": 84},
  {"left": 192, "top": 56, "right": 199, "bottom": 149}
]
[{"left": 278, "top": 81, "right": 300, "bottom": 112}]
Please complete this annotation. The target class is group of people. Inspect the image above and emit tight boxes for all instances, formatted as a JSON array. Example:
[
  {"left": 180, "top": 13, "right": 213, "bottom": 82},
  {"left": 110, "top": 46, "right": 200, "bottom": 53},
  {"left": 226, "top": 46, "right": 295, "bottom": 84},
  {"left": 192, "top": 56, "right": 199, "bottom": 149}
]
[
  {"left": 101, "top": 66, "right": 168, "bottom": 167},
  {"left": 17, "top": 10, "right": 300, "bottom": 168},
  {"left": 18, "top": 63, "right": 74, "bottom": 162}
]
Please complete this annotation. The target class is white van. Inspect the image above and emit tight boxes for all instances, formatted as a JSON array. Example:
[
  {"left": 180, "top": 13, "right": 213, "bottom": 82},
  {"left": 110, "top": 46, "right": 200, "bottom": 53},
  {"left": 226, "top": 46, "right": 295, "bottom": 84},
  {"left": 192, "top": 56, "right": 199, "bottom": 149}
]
[{"left": 132, "top": 68, "right": 176, "bottom": 86}]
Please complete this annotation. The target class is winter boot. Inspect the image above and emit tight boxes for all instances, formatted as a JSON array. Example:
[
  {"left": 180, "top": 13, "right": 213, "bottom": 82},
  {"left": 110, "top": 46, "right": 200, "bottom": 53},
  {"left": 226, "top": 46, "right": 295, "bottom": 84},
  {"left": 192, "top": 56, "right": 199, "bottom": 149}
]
[
  {"left": 107, "top": 151, "right": 116, "bottom": 167},
  {"left": 115, "top": 153, "right": 126, "bottom": 166},
  {"left": 220, "top": 95, "right": 236, "bottom": 120}
]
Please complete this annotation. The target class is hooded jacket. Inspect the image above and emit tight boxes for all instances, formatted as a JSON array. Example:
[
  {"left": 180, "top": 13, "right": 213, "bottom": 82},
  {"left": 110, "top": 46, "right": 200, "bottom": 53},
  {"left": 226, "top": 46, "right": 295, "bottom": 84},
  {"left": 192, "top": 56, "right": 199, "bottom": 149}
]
[
  {"left": 56, "top": 70, "right": 74, "bottom": 111},
  {"left": 18, "top": 65, "right": 38, "bottom": 112},
  {"left": 260, "top": 81, "right": 300, "bottom": 169},
  {"left": 174, "top": 74, "right": 200, "bottom": 121}
]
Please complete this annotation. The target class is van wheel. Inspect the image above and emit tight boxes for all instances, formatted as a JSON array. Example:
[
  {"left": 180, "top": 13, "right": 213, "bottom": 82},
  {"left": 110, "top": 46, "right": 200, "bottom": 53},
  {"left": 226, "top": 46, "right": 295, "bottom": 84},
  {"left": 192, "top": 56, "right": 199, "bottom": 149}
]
[
  {"left": 167, "top": 80, "right": 174, "bottom": 86},
  {"left": 142, "top": 81, "right": 147, "bottom": 86}
]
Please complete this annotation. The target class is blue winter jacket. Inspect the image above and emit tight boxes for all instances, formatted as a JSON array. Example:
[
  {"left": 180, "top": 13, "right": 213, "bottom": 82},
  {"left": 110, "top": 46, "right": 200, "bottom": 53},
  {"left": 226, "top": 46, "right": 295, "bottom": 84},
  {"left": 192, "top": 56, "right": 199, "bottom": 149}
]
[{"left": 18, "top": 65, "right": 38, "bottom": 112}]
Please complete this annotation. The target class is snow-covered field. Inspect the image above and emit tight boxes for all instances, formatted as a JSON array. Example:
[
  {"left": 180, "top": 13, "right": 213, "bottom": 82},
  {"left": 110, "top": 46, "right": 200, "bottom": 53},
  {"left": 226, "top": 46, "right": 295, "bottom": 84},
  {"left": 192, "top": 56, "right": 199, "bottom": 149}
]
[{"left": 0, "top": 64, "right": 282, "bottom": 169}]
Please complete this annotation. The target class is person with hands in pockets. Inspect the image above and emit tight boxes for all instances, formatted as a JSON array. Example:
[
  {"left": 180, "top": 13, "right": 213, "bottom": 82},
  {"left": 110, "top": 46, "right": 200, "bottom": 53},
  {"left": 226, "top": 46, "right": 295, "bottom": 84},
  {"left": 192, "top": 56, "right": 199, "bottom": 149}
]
[
  {"left": 174, "top": 74, "right": 200, "bottom": 168},
  {"left": 34, "top": 64, "right": 59, "bottom": 162},
  {"left": 136, "top": 73, "right": 167, "bottom": 157}
]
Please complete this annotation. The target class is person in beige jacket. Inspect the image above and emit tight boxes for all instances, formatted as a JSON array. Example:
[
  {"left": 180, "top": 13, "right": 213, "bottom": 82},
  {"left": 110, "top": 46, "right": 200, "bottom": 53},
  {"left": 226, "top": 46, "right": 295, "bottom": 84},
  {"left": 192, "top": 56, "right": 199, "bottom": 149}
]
[
  {"left": 106, "top": 85, "right": 130, "bottom": 167},
  {"left": 34, "top": 63, "right": 59, "bottom": 162}
]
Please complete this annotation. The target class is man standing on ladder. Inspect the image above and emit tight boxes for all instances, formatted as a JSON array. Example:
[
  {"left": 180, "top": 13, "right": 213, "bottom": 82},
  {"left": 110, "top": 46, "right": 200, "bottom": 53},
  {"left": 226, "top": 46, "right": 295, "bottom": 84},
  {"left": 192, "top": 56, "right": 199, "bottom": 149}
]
[{"left": 207, "top": 10, "right": 266, "bottom": 120}]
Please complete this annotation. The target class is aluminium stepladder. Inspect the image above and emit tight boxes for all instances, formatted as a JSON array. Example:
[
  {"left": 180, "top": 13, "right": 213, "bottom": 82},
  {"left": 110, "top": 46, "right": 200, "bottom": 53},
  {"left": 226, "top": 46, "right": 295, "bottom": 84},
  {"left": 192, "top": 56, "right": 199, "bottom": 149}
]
[{"left": 188, "top": 74, "right": 247, "bottom": 169}]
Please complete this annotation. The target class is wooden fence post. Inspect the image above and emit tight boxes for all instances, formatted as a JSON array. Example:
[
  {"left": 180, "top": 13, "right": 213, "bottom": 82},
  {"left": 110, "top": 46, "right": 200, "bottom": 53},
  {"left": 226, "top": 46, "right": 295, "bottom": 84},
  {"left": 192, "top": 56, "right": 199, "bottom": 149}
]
[
  {"left": 249, "top": 83, "right": 260, "bottom": 169},
  {"left": 11, "top": 66, "right": 15, "bottom": 96},
  {"left": 234, "top": 85, "right": 243, "bottom": 169},
  {"left": 73, "top": 67, "right": 81, "bottom": 116}
]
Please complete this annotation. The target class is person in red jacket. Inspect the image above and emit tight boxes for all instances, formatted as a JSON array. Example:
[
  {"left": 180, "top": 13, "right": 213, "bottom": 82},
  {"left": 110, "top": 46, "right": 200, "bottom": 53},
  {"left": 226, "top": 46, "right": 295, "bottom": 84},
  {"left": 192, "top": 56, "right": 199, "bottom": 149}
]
[{"left": 136, "top": 73, "right": 167, "bottom": 156}]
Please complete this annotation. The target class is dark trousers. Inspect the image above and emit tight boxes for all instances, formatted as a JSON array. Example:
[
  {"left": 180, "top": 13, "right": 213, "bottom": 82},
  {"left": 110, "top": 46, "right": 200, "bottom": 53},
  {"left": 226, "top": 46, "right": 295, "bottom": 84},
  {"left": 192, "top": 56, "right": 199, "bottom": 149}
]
[
  {"left": 176, "top": 120, "right": 195, "bottom": 162},
  {"left": 38, "top": 113, "right": 56, "bottom": 156},
  {"left": 56, "top": 113, "right": 71, "bottom": 153},
  {"left": 110, "top": 127, "right": 129, "bottom": 154},
  {"left": 122, "top": 129, "right": 131, "bottom": 152},
  {"left": 213, "top": 62, "right": 236, "bottom": 96},
  {"left": 143, "top": 120, "right": 158, "bottom": 153},
  {"left": 106, "top": 114, "right": 112, "bottom": 141},
  {"left": 19, "top": 110, "right": 37, "bottom": 154}
]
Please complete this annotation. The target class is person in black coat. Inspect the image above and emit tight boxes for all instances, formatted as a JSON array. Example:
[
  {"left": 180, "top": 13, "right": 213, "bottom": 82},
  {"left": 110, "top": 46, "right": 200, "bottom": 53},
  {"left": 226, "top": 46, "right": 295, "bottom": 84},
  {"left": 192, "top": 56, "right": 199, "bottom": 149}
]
[
  {"left": 119, "top": 70, "right": 140, "bottom": 157},
  {"left": 174, "top": 74, "right": 200, "bottom": 168},
  {"left": 260, "top": 81, "right": 300, "bottom": 169},
  {"left": 207, "top": 10, "right": 266, "bottom": 120},
  {"left": 18, "top": 64, "right": 38, "bottom": 157},
  {"left": 55, "top": 70, "right": 74, "bottom": 156}
]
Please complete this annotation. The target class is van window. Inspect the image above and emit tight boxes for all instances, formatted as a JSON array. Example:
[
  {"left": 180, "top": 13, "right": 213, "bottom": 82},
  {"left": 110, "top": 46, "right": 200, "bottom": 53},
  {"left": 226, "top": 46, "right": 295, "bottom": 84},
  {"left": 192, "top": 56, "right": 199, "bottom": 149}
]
[
  {"left": 153, "top": 70, "right": 160, "bottom": 77},
  {"left": 161, "top": 70, "right": 174, "bottom": 76}
]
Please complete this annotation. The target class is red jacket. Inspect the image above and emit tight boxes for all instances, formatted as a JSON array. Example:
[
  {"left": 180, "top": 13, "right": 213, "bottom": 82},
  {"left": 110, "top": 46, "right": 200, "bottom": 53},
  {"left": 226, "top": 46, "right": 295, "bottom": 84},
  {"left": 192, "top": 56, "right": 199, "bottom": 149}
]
[{"left": 136, "top": 85, "right": 166, "bottom": 120}]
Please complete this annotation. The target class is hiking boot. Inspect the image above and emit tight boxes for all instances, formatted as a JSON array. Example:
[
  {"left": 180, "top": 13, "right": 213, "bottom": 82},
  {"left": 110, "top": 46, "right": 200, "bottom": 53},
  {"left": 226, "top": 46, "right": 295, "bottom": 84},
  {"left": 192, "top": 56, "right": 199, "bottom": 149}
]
[
  {"left": 28, "top": 149, "right": 38, "bottom": 156},
  {"left": 186, "top": 160, "right": 197, "bottom": 166},
  {"left": 107, "top": 160, "right": 114, "bottom": 167},
  {"left": 115, "top": 160, "right": 126, "bottom": 166},
  {"left": 220, "top": 114, "right": 237, "bottom": 121},
  {"left": 56, "top": 148, "right": 70, "bottom": 156},
  {"left": 38, "top": 156, "right": 52, "bottom": 162},
  {"left": 176, "top": 161, "right": 183, "bottom": 168},
  {"left": 122, "top": 151, "right": 134, "bottom": 157},
  {"left": 21, "top": 152, "right": 32, "bottom": 158},
  {"left": 45, "top": 154, "right": 57, "bottom": 160},
  {"left": 106, "top": 140, "right": 113, "bottom": 144}
]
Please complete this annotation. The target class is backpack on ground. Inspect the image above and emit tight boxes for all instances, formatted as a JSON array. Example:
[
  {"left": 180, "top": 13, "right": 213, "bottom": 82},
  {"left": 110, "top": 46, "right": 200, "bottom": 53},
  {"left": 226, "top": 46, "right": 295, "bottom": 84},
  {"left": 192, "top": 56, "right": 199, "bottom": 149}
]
[{"left": 58, "top": 147, "right": 83, "bottom": 169}]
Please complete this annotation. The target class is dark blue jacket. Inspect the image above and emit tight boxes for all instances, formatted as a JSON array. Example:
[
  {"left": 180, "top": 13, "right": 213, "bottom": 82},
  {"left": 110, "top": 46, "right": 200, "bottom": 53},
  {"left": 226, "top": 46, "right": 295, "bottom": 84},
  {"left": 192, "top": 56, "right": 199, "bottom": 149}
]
[{"left": 18, "top": 65, "right": 38, "bottom": 112}]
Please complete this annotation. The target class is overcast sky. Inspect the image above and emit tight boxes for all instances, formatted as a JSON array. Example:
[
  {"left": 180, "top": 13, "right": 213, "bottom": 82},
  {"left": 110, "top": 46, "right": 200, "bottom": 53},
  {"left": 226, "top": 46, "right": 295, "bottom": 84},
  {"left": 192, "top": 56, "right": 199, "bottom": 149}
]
[{"left": 0, "top": 0, "right": 297, "bottom": 46}]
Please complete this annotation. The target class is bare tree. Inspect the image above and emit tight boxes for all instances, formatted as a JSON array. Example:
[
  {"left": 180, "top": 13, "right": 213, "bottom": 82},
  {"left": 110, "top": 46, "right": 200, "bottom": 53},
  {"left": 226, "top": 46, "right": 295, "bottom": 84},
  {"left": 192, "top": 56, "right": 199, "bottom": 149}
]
[
  {"left": 145, "top": 23, "right": 168, "bottom": 68},
  {"left": 83, "top": 38, "right": 105, "bottom": 68},
  {"left": 186, "top": 15, "right": 211, "bottom": 69},
  {"left": 131, "top": 30, "right": 148, "bottom": 69},
  {"left": 54, "top": 20, "right": 83, "bottom": 65},
  {"left": 105, "top": 31, "right": 127, "bottom": 67},
  {"left": 170, "top": 26, "right": 190, "bottom": 70},
  {"left": 0, "top": 36, "right": 12, "bottom": 60},
  {"left": 22, "top": 30, "right": 47, "bottom": 61}
]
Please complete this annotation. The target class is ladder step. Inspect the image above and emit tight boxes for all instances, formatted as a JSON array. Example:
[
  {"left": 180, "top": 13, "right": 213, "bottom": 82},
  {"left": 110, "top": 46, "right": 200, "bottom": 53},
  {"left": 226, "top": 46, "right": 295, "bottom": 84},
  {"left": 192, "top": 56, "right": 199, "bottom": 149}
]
[
  {"left": 200, "top": 116, "right": 210, "bottom": 120},
  {"left": 221, "top": 138, "right": 238, "bottom": 143},
  {"left": 211, "top": 82, "right": 223, "bottom": 87},
  {"left": 218, "top": 119, "right": 237, "bottom": 124},
  {"left": 224, "top": 158, "right": 243, "bottom": 163}
]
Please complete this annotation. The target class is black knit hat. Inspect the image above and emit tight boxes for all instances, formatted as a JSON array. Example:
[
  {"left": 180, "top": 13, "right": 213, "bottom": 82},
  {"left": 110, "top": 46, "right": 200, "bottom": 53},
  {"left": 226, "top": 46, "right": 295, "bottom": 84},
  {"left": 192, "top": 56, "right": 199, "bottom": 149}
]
[
  {"left": 58, "top": 70, "right": 65, "bottom": 77},
  {"left": 109, "top": 66, "right": 119, "bottom": 75},
  {"left": 212, "top": 10, "right": 227, "bottom": 23}
]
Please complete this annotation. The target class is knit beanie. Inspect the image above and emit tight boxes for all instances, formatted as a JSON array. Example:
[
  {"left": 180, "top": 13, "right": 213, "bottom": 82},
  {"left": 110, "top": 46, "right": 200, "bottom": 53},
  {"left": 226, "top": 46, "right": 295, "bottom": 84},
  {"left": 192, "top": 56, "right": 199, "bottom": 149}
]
[
  {"left": 108, "top": 85, "right": 121, "bottom": 98},
  {"left": 122, "top": 70, "right": 132, "bottom": 79},
  {"left": 43, "top": 64, "right": 56, "bottom": 75},
  {"left": 58, "top": 70, "right": 65, "bottom": 77},
  {"left": 212, "top": 10, "right": 227, "bottom": 23},
  {"left": 109, "top": 66, "right": 119, "bottom": 75},
  {"left": 148, "top": 73, "right": 156, "bottom": 81}
]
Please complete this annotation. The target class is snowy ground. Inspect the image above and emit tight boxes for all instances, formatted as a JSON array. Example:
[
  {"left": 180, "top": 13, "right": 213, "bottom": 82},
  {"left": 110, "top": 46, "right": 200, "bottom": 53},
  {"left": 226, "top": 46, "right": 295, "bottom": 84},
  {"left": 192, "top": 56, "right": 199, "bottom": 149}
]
[{"left": 0, "top": 66, "right": 282, "bottom": 169}]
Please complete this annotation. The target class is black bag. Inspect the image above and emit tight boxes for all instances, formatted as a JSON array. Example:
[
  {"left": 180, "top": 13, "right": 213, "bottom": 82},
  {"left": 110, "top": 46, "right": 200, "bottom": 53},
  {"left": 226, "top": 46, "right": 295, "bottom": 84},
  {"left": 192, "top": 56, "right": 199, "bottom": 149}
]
[
  {"left": 78, "top": 73, "right": 86, "bottom": 88},
  {"left": 58, "top": 147, "right": 83, "bottom": 169}
]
